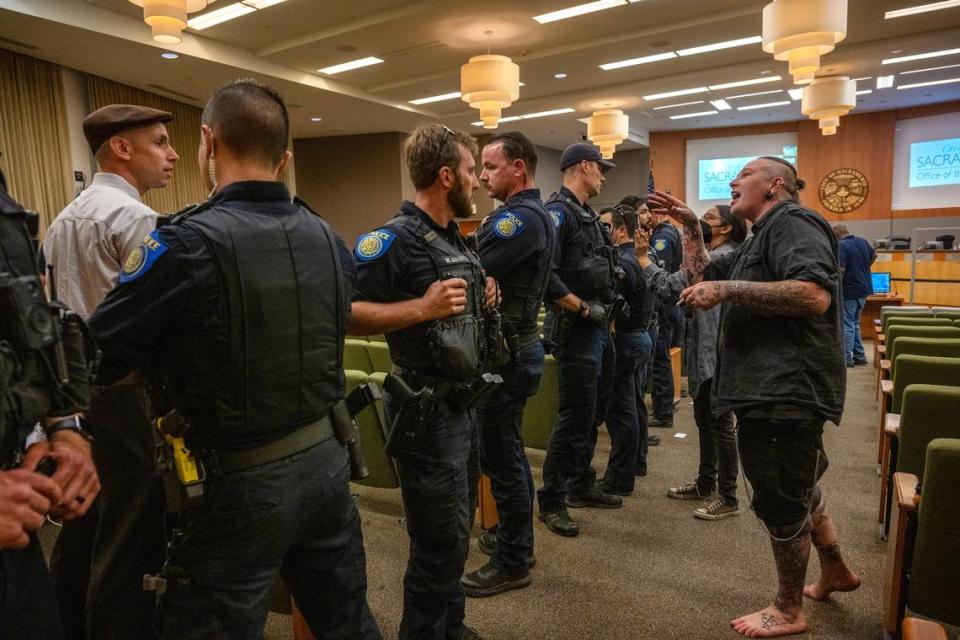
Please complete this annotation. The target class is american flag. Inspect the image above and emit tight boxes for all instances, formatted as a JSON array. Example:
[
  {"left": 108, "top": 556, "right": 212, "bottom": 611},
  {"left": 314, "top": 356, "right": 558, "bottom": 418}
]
[{"left": 646, "top": 169, "right": 655, "bottom": 194}]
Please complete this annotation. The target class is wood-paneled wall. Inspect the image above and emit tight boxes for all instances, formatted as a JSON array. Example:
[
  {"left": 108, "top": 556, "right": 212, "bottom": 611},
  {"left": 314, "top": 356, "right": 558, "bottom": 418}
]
[{"left": 648, "top": 101, "right": 960, "bottom": 221}]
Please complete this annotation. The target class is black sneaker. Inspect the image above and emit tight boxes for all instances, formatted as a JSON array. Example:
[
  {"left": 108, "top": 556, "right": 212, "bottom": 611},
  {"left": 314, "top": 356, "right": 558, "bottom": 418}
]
[
  {"left": 538, "top": 510, "right": 579, "bottom": 536},
  {"left": 667, "top": 481, "right": 711, "bottom": 501},
  {"left": 566, "top": 487, "right": 623, "bottom": 509},
  {"left": 596, "top": 479, "right": 632, "bottom": 497},
  {"left": 461, "top": 562, "right": 531, "bottom": 597},
  {"left": 647, "top": 434, "right": 661, "bottom": 446},
  {"left": 648, "top": 416, "right": 673, "bottom": 428},
  {"left": 476, "top": 532, "right": 537, "bottom": 568},
  {"left": 853, "top": 358, "right": 869, "bottom": 366}
]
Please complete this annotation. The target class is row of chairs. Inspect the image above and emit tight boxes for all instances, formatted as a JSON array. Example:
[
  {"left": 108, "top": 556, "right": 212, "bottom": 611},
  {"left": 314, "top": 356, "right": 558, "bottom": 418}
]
[{"left": 872, "top": 306, "right": 960, "bottom": 638}]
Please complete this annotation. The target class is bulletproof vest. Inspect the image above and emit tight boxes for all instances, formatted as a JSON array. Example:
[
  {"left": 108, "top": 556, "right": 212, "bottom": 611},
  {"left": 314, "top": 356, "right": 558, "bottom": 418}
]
[
  {"left": 546, "top": 191, "right": 616, "bottom": 304},
  {"left": 169, "top": 198, "right": 345, "bottom": 447},
  {"left": 495, "top": 199, "right": 556, "bottom": 339},
  {"left": 385, "top": 212, "right": 486, "bottom": 381}
]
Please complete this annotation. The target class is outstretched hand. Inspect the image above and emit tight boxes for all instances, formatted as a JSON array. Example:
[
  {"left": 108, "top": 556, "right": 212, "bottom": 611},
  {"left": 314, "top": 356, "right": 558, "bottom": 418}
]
[{"left": 647, "top": 190, "right": 698, "bottom": 228}]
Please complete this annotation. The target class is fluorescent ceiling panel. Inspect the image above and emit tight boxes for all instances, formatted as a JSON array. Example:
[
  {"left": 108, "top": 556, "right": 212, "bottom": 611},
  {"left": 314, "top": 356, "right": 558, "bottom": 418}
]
[
  {"left": 188, "top": 3, "right": 255, "bottom": 29},
  {"left": 725, "top": 89, "right": 783, "bottom": 100},
  {"left": 877, "top": 75, "right": 895, "bottom": 88},
  {"left": 318, "top": 56, "right": 384, "bottom": 75},
  {"left": 708, "top": 76, "right": 782, "bottom": 90},
  {"left": 900, "top": 63, "right": 960, "bottom": 75},
  {"left": 710, "top": 99, "right": 733, "bottom": 110},
  {"left": 676, "top": 35, "right": 763, "bottom": 57},
  {"left": 600, "top": 52, "right": 676, "bottom": 71},
  {"left": 882, "top": 48, "right": 960, "bottom": 65},
  {"left": 736, "top": 101, "right": 791, "bottom": 111},
  {"left": 533, "top": 0, "right": 625, "bottom": 24},
  {"left": 885, "top": 0, "right": 960, "bottom": 19},
  {"left": 670, "top": 110, "right": 718, "bottom": 120},
  {"left": 652, "top": 100, "right": 704, "bottom": 110},
  {"left": 471, "top": 108, "right": 574, "bottom": 127},
  {"left": 856, "top": 89, "right": 873, "bottom": 95},
  {"left": 897, "top": 77, "right": 960, "bottom": 89},
  {"left": 408, "top": 91, "right": 461, "bottom": 105},
  {"left": 643, "top": 86, "right": 709, "bottom": 101}
]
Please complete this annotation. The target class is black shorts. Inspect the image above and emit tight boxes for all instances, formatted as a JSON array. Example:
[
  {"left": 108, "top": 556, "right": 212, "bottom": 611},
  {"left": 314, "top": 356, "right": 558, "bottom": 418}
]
[{"left": 736, "top": 417, "right": 829, "bottom": 528}]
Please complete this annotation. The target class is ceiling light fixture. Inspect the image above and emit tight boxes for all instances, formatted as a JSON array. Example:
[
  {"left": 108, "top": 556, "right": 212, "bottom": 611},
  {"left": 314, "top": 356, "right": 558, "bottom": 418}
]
[
  {"left": 470, "top": 108, "right": 573, "bottom": 127},
  {"left": 898, "top": 76, "right": 960, "bottom": 89},
  {"left": 408, "top": 91, "right": 462, "bottom": 105},
  {"left": 900, "top": 63, "right": 960, "bottom": 75},
  {"left": 736, "top": 100, "right": 792, "bottom": 111},
  {"left": 160, "top": 52, "right": 179, "bottom": 59},
  {"left": 554, "top": 72, "right": 568, "bottom": 79},
  {"left": 856, "top": 89, "right": 872, "bottom": 95},
  {"left": 788, "top": 88, "right": 804, "bottom": 100},
  {"left": 652, "top": 100, "right": 705, "bottom": 110},
  {"left": 676, "top": 35, "right": 763, "bottom": 57},
  {"left": 883, "top": 47, "right": 960, "bottom": 64},
  {"left": 599, "top": 52, "right": 676, "bottom": 71},
  {"left": 725, "top": 89, "right": 784, "bottom": 100},
  {"left": 761, "top": 0, "right": 848, "bottom": 84},
  {"left": 708, "top": 75, "right": 783, "bottom": 90},
  {"left": 187, "top": 2, "right": 262, "bottom": 30},
  {"left": 318, "top": 56, "right": 384, "bottom": 75},
  {"left": 310, "top": 117, "right": 322, "bottom": 122},
  {"left": 533, "top": 0, "right": 625, "bottom": 24},
  {"left": 130, "top": 0, "right": 212, "bottom": 43},
  {"left": 877, "top": 75, "right": 895, "bottom": 88},
  {"left": 587, "top": 109, "right": 629, "bottom": 159},
  {"left": 669, "top": 110, "right": 718, "bottom": 120},
  {"left": 461, "top": 49, "right": 520, "bottom": 129},
  {"left": 643, "top": 86, "right": 709, "bottom": 101},
  {"left": 801, "top": 76, "right": 855, "bottom": 135},
  {"left": 885, "top": 0, "right": 960, "bottom": 19},
  {"left": 711, "top": 99, "right": 733, "bottom": 110}
]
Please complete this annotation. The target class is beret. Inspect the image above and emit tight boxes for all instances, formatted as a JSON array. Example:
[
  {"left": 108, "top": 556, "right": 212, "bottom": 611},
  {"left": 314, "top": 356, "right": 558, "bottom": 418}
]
[{"left": 83, "top": 104, "right": 173, "bottom": 154}]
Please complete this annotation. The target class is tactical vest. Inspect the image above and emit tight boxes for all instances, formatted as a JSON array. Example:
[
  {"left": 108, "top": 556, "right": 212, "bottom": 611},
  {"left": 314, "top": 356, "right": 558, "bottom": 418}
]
[
  {"left": 494, "top": 199, "right": 556, "bottom": 341},
  {"left": 385, "top": 212, "right": 486, "bottom": 382},
  {"left": 168, "top": 198, "right": 345, "bottom": 448},
  {"left": 546, "top": 192, "right": 616, "bottom": 304}
]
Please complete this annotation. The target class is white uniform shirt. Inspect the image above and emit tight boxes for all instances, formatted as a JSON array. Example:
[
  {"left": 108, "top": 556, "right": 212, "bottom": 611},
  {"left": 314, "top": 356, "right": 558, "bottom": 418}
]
[{"left": 43, "top": 172, "right": 158, "bottom": 319}]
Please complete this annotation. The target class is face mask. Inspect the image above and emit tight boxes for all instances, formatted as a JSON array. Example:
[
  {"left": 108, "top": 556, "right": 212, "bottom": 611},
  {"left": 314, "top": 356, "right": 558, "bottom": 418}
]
[{"left": 699, "top": 219, "right": 713, "bottom": 245}]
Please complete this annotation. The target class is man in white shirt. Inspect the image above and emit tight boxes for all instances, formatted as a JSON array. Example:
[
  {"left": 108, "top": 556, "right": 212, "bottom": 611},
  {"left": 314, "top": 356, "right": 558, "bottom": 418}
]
[{"left": 43, "top": 104, "right": 179, "bottom": 640}]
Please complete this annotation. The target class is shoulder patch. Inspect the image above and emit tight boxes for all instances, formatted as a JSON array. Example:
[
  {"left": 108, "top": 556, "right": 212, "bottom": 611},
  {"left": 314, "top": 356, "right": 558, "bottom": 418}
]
[
  {"left": 354, "top": 229, "right": 397, "bottom": 262},
  {"left": 492, "top": 211, "right": 526, "bottom": 239},
  {"left": 653, "top": 238, "right": 667, "bottom": 252},
  {"left": 547, "top": 206, "right": 564, "bottom": 229},
  {"left": 119, "top": 230, "right": 168, "bottom": 284}
]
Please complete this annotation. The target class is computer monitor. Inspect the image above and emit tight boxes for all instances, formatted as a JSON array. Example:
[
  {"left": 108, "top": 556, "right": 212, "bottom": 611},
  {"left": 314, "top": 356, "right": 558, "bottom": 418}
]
[{"left": 872, "top": 272, "right": 892, "bottom": 294}]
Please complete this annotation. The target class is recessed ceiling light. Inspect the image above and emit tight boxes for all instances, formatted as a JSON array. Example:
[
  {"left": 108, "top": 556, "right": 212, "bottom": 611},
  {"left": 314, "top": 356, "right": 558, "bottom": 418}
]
[
  {"left": 643, "top": 86, "right": 709, "bottom": 101},
  {"left": 736, "top": 100, "right": 791, "bottom": 111},
  {"left": 310, "top": 117, "right": 322, "bottom": 122},
  {"left": 760, "top": 70, "right": 771, "bottom": 74},
  {"left": 725, "top": 89, "right": 783, "bottom": 100},
  {"left": 533, "top": 0, "right": 626, "bottom": 24},
  {"left": 317, "top": 56, "right": 384, "bottom": 75},
  {"left": 675, "top": 35, "right": 763, "bottom": 57},
  {"left": 554, "top": 73, "right": 568, "bottom": 79},
  {"left": 900, "top": 63, "right": 960, "bottom": 75},
  {"left": 161, "top": 52, "right": 179, "bottom": 59},
  {"left": 856, "top": 89, "right": 873, "bottom": 95},
  {"left": 877, "top": 75, "right": 895, "bottom": 89},
  {"left": 188, "top": 3, "right": 256, "bottom": 29},
  {"left": 882, "top": 48, "right": 960, "bottom": 65},
  {"left": 408, "top": 91, "right": 462, "bottom": 105},
  {"left": 652, "top": 100, "right": 705, "bottom": 110},
  {"left": 898, "top": 76, "right": 960, "bottom": 90},
  {"left": 891, "top": 49, "right": 904, "bottom": 54},
  {"left": 885, "top": 0, "right": 960, "bottom": 19},
  {"left": 670, "top": 110, "right": 718, "bottom": 120},
  {"left": 710, "top": 99, "right": 733, "bottom": 111},
  {"left": 599, "top": 52, "right": 676, "bottom": 71},
  {"left": 788, "top": 88, "right": 804, "bottom": 100},
  {"left": 708, "top": 76, "right": 782, "bottom": 90}
]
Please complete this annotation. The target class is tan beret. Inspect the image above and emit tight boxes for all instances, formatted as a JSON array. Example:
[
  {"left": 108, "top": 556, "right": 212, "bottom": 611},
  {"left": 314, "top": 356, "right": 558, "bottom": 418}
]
[{"left": 83, "top": 104, "right": 173, "bottom": 155}]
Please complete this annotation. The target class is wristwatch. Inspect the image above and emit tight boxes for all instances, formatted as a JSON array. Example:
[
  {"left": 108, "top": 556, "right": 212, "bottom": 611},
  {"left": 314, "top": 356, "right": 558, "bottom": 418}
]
[{"left": 46, "top": 415, "right": 94, "bottom": 443}]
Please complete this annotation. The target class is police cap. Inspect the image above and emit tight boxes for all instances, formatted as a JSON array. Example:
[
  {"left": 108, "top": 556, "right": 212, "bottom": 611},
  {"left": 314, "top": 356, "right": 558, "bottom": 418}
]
[
  {"left": 560, "top": 142, "right": 616, "bottom": 171},
  {"left": 83, "top": 104, "right": 173, "bottom": 155}
]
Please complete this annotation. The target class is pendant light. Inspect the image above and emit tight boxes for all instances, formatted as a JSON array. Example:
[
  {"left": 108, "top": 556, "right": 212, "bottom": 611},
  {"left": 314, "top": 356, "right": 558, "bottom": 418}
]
[
  {"left": 587, "top": 109, "right": 629, "bottom": 159},
  {"left": 129, "top": 0, "right": 213, "bottom": 44},
  {"left": 762, "top": 0, "right": 847, "bottom": 84}
]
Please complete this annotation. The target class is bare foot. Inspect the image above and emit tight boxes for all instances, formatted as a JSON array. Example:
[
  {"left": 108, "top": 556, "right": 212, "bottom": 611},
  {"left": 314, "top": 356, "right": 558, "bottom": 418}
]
[
  {"left": 731, "top": 605, "right": 807, "bottom": 638},
  {"left": 803, "top": 570, "right": 861, "bottom": 601}
]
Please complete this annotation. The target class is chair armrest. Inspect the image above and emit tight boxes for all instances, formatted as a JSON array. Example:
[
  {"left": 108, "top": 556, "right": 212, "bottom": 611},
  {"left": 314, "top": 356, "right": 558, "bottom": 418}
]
[
  {"left": 903, "top": 617, "right": 948, "bottom": 640},
  {"left": 880, "top": 359, "right": 891, "bottom": 371},
  {"left": 880, "top": 380, "right": 893, "bottom": 396},
  {"left": 877, "top": 344, "right": 886, "bottom": 355},
  {"left": 894, "top": 472, "right": 919, "bottom": 511},
  {"left": 877, "top": 332, "right": 885, "bottom": 343},
  {"left": 884, "top": 413, "right": 900, "bottom": 437}
]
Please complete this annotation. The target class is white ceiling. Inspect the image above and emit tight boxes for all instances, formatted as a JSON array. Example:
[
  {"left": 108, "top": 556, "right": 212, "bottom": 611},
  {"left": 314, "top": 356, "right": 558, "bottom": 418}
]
[{"left": 2, "top": 0, "right": 960, "bottom": 151}]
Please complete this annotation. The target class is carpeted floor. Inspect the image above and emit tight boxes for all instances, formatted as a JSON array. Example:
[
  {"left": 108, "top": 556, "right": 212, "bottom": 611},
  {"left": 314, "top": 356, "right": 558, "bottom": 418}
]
[{"left": 265, "top": 346, "right": 890, "bottom": 640}]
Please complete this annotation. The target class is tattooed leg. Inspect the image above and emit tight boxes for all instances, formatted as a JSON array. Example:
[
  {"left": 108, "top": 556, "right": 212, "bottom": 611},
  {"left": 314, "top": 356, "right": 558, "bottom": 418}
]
[
  {"left": 804, "top": 489, "right": 861, "bottom": 600},
  {"left": 731, "top": 526, "right": 810, "bottom": 637}
]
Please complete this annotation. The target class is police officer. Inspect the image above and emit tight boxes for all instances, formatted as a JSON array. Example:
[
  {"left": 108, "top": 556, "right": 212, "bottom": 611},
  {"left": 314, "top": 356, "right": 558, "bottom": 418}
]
[
  {"left": 0, "top": 167, "right": 99, "bottom": 639},
  {"left": 350, "top": 124, "right": 495, "bottom": 640},
  {"left": 648, "top": 200, "right": 683, "bottom": 427},
  {"left": 460, "top": 131, "right": 554, "bottom": 597},
  {"left": 88, "top": 80, "right": 381, "bottom": 639},
  {"left": 537, "top": 143, "right": 620, "bottom": 538}
]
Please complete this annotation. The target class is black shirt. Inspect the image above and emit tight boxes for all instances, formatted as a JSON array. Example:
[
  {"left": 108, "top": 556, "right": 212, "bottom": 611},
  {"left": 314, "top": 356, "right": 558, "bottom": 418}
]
[
  {"left": 651, "top": 221, "right": 682, "bottom": 274},
  {"left": 614, "top": 241, "right": 646, "bottom": 332},
  {"left": 705, "top": 200, "right": 845, "bottom": 423}
]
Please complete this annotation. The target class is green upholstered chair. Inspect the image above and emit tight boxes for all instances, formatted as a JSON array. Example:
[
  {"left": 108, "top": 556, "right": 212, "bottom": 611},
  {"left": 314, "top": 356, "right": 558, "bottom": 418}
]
[
  {"left": 882, "top": 316, "right": 949, "bottom": 334},
  {"left": 521, "top": 353, "right": 558, "bottom": 450},
  {"left": 344, "top": 338, "right": 373, "bottom": 373},
  {"left": 364, "top": 341, "right": 393, "bottom": 373},
  {"left": 878, "top": 326, "right": 960, "bottom": 393},
  {"left": 933, "top": 310, "right": 960, "bottom": 322},
  {"left": 884, "top": 438, "right": 960, "bottom": 636},
  {"left": 344, "top": 369, "right": 399, "bottom": 489},
  {"left": 367, "top": 334, "right": 387, "bottom": 342}
]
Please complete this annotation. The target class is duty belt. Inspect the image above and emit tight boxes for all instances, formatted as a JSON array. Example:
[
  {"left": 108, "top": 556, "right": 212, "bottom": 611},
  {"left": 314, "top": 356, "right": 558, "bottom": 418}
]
[
  {"left": 393, "top": 367, "right": 471, "bottom": 400},
  {"left": 209, "top": 416, "right": 334, "bottom": 474}
]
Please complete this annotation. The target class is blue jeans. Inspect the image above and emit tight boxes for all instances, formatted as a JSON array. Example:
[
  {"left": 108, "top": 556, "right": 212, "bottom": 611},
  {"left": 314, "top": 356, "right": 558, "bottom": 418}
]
[
  {"left": 537, "top": 322, "right": 615, "bottom": 513},
  {"left": 159, "top": 438, "right": 381, "bottom": 640},
  {"left": 842, "top": 297, "right": 866, "bottom": 363},
  {"left": 476, "top": 341, "right": 543, "bottom": 570},
  {"left": 592, "top": 331, "right": 652, "bottom": 492}
]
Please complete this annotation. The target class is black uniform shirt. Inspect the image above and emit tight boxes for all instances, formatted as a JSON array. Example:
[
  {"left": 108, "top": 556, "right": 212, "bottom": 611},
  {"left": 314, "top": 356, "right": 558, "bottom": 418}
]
[
  {"left": 705, "top": 200, "right": 845, "bottom": 423},
  {"left": 614, "top": 241, "right": 646, "bottom": 332},
  {"left": 650, "top": 221, "right": 682, "bottom": 274},
  {"left": 544, "top": 186, "right": 613, "bottom": 302}
]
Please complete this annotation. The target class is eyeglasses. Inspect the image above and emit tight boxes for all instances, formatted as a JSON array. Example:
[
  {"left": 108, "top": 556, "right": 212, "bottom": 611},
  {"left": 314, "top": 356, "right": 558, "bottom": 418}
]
[
  {"left": 601, "top": 221, "right": 613, "bottom": 231},
  {"left": 432, "top": 125, "right": 454, "bottom": 178}
]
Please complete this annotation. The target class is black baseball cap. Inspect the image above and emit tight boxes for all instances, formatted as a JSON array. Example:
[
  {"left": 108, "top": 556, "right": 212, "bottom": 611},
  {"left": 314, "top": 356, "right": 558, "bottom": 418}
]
[{"left": 560, "top": 142, "right": 616, "bottom": 171}]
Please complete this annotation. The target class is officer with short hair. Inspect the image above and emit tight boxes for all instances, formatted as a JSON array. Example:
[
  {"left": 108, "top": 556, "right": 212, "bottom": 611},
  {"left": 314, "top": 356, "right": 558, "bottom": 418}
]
[
  {"left": 460, "top": 131, "right": 554, "bottom": 598},
  {"left": 537, "top": 143, "right": 621, "bottom": 538},
  {"left": 89, "top": 79, "right": 381, "bottom": 639},
  {"left": 350, "top": 124, "right": 495, "bottom": 640},
  {"left": 648, "top": 203, "right": 683, "bottom": 427}
]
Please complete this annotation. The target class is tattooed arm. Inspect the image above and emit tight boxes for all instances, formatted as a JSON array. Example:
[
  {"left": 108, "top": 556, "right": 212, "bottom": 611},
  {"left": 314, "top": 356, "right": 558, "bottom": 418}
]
[
  {"left": 678, "top": 279, "right": 830, "bottom": 315},
  {"left": 646, "top": 190, "right": 709, "bottom": 282}
]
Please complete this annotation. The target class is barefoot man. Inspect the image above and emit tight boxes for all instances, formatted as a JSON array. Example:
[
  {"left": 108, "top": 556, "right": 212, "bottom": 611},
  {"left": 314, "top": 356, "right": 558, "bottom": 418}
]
[{"left": 648, "top": 156, "right": 860, "bottom": 637}]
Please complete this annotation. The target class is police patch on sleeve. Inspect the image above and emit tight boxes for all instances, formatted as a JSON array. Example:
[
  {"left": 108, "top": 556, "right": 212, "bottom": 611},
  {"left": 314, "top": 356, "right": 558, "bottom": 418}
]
[
  {"left": 119, "top": 230, "right": 168, "bottom": 284},
  {"left": 547, "top": 207, "right": 564, "bottom": 229},
  {"left": 354, "top": 229, "right": 396, "bottom": 262},
  {"left": 653, "top": 238, "right": 667, "bottom": 252},
  {"left": 492, "top": 211, "right": 526, "bottom": 239}
]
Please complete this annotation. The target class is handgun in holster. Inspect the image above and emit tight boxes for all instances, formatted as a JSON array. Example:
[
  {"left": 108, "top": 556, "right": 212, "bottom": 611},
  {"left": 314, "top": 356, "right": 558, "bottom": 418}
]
[
  {"left": 609, "top": 295, "right": 629, "bottom": 325},
  {"left": 382, "top": 373, "right": 434, "bottom": 457},
  {"left": 152, "top": 409, "right": 205, "bottom": 512},
  {"left": 330, "top": 385, "right": 377, "bottom": 481}
]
